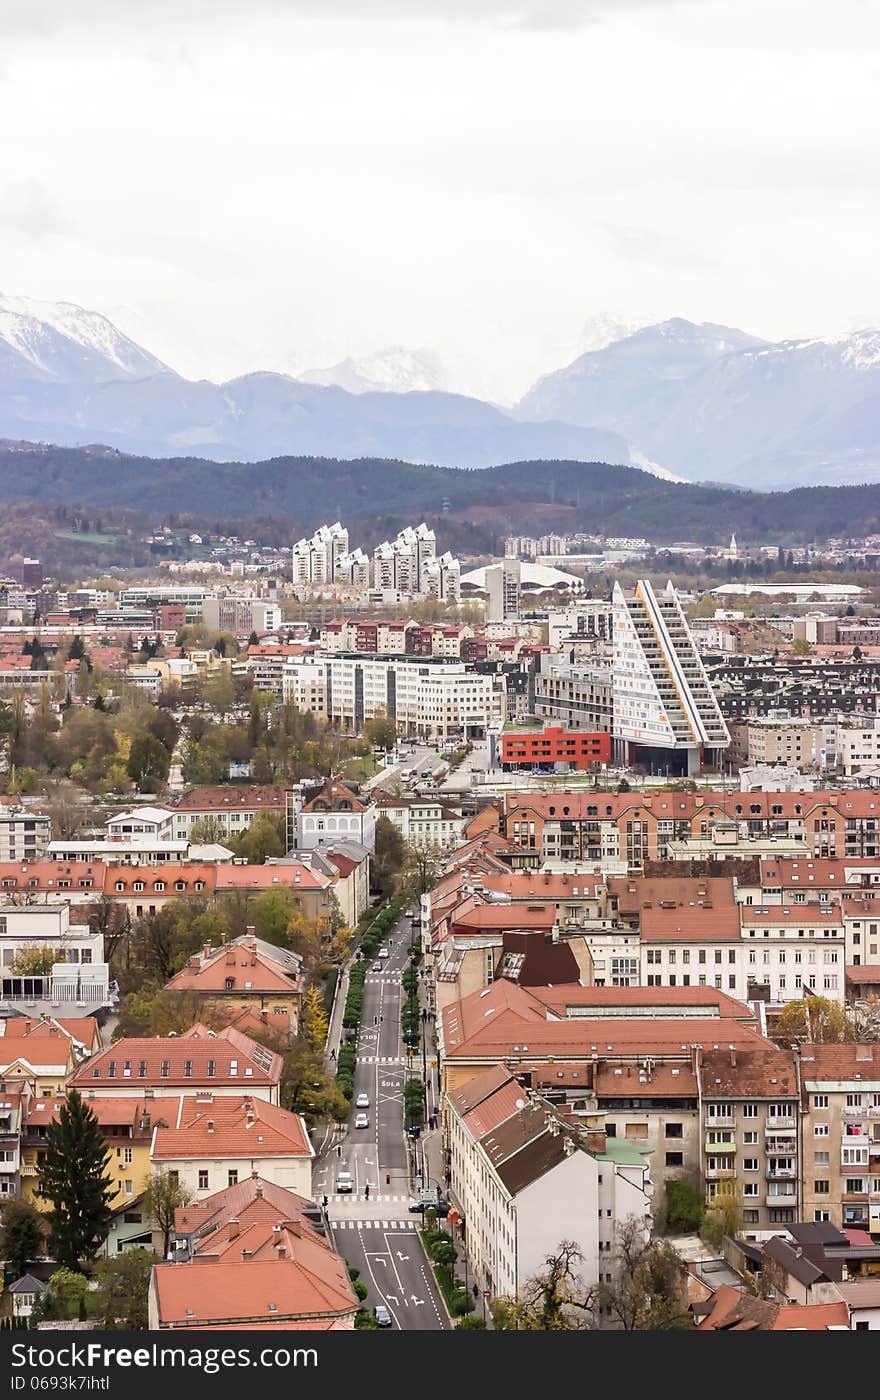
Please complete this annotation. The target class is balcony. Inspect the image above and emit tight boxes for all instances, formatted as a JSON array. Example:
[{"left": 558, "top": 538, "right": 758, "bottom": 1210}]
[
  {"left": 19, "top": 1162, "right": 38, "bottom": 1177},
  {"left": 705, "top": 1138, "right": 736, "bottom": 1153},
  {"left": 704, "top": 1166, "right": 736, "bottom": 1181},
  {"left": 766, "top": 1188, "right": 797, "bottom": 1204},
  {"left": 766, "top": 1117, "right": 796, "bottom": 1131},
  {"left": 844, "top": 1108, "right": 869, "bottom": 1121},
  {"left": 766, "top": 1167, "right": 797, "bottom": 1180},
  {"left": 705, "top": 1114, "right": 736, "bottom": 1128}
]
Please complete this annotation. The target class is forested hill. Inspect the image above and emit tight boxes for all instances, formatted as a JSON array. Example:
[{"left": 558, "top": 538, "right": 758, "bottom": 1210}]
[{"left": 3, "top": 441, "right": 880, "bottom": 545}]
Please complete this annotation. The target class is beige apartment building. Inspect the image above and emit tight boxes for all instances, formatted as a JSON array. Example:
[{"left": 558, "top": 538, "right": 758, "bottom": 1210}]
[
  {"left": 731, "top": 714, "right": 827, "bottom": 770},
  {"left": 799, "top": 1044, "right": 880, "bottom": 1235},
  {"left": 696, "top": 1045, "right": 801, "bottom": 1237}
]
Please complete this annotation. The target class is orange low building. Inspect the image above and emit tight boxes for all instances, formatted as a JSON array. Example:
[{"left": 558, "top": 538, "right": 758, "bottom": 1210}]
[{"left": 501, "top": 724, "right": 611, "bottom": 772}]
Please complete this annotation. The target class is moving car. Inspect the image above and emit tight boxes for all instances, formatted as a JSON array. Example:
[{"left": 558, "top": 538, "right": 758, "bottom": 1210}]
[
  {"left": 378, "top": 947, "right": 390, "bottom": 960},
  {"left": 374, "top": 1305, "right": 392, "bottom": 1328},
  {"left": 355, "top": 1093, "right": 370, "bottom": 1109},
  {"left": 354, "top": 1112, "right": 369, "bottom": 1129}
]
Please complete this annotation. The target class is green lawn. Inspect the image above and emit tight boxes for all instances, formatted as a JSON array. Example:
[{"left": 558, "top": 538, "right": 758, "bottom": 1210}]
[{"left": 54, "top": 529, "right": 123, "bottom": 546}]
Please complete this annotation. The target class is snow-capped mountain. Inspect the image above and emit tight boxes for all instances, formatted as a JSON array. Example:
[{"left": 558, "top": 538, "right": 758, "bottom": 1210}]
[
  {"left": 3, "top": 293, "right": 880, "bottom": 488},
  {"left": 517, "top": 318, "right": 880, "bottom": 488},
  {"left": 299, "top": 347, "right": 449, "bottom": 396},
  {"left": 0, "top": 293, "right": 170, "bottom": 382}
]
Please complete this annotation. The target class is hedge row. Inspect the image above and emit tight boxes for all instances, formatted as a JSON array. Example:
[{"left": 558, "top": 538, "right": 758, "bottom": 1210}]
[
  {"left": 335, "top": 896, "right": 401, "bottom": 1099},
  {"left": 422, "top": 1229, "right": 474, "bottom": 1317},
  {"left": 404, "top": 1076, "right": 425, "bottom": 1129}
]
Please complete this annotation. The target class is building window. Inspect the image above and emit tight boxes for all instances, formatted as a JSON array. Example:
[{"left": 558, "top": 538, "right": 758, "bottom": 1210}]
[
  {"left": 742, "top": 1158, "right": 758, "bottom": 1173},
  {"left": 665, "top": 1152, "right": 683, "bottom": 1167},
  {"left": 198, "top": 1170, "right": 209, "bottom": 1190},
  {"left": 228, "top": 1169, "right": 238, "bottom": 1187},
  {"left": 814, "top": 1180, "right": 830, "bottom": 1194},
  {"left": 665, "top": 1123, "right": 683, "bottom": 1139}
]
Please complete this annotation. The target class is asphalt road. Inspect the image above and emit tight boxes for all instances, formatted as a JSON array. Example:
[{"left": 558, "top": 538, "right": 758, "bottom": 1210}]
[{"left": 315, "top": 915, "right": 449, "bottom": 1331}]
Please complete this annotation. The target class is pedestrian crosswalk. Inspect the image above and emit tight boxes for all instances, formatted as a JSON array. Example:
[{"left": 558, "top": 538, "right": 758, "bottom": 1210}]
[
  {"left": 326, "top": 1193, "right": 411, "bottom": 1203},
  {"left": 356, "top": 1055, "right": 404, "bottom": 1064},
  {"left": 332, "top": 1219, "right": 417, "bottom": 1230}
]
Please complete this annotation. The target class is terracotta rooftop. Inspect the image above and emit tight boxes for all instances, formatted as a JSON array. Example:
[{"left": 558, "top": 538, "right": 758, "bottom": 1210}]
[
  {"left": 798, "top": 1044, "right": 880, "bottom": 1080},
  {"left": 165, "top": 935, "right": 302, "bottom": 996},
  {"left": 699, "top": 1045, "right": 799, "bottom": 1098},
  {"left": 71, "top": 1024, "right": 281, "bottom": 1089},
  {"left": 151, "top": 1094, "right": 312, "bottom": 1161},
  {"left": 175, "top": 786, "right": 288, "bottom": 812},
  {"left": 151, "top": 1255, "right": 354, "bottom": 1328}
]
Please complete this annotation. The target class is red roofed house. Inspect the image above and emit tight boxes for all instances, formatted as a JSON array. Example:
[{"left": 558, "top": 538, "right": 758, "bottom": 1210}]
[
  {"left": 70, "top": 1023, "right": 283, "bottom": 1104},
  {"left": 150, "top": 1093, "right": 314, "bottom": 1200},
  {"left": 171, "top": 786, "right": 289, "bottom": 843},
  {"left": 164, "top": 932, "right": 304, "bottom": 1034}
]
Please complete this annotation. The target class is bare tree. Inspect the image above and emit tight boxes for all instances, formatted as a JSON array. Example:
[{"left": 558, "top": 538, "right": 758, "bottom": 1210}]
[
  {"left": 491, "top": 1240, "right": 596, "bottom": 1330},
  {"left": 144, "top": 1167, "right": 192, "bottom": 1258},
  {"left": 597, "top": 1217, "right": 689, "bottom": 1331},
  {"left": 40, "top": 778, "right": 90, "bottom": 840}
]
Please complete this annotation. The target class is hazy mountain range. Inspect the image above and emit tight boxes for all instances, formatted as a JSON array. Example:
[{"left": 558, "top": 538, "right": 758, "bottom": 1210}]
[{"left": 1, "top": 293, "right": 880, "bottom": 489}]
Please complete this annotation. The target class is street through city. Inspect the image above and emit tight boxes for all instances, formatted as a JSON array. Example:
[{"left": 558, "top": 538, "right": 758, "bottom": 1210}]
[{"left": 315, "top": 913, "right": 449, "bottom": 1330}]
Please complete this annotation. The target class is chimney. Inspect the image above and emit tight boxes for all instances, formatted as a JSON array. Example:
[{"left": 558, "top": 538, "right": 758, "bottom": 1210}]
[
  {"left": 730, "top": 1048, "right": 737, "bottom": 1068},
  {"left": 207, "top": 1119, "right": 215, "bottom": 1133},
  {"left": 228, "top": 1219, "right": 240, "bottom": 1239},
  {"left": 203, "top": 943, "right": 212, "bottom": 961}
]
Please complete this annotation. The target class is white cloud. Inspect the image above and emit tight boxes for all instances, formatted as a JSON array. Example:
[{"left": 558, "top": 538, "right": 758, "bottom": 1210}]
[{"left": 0, "top": 0, "right": 877, "bottom": 396}]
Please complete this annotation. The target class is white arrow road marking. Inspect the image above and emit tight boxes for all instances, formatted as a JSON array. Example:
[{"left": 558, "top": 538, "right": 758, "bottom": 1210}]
[
  {"left": 411, "top": 1296, "right": 425, "bottom": 1305},
  {"left": 397, "top": 1252, "right": 410, "bottom": 1261}
]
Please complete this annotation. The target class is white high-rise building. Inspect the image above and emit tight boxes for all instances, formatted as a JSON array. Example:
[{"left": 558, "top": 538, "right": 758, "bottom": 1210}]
[
  {"left": 336, "top": 548, "right": 370, "bottom": 589},
  {"left": 372, "top": 522, "right": 438, "bottom": 599},
  {"left": 485, "top": 559, "right": 522, "bottom": 623},
  {"left": 291, "top": 522, "right": 349, "bottom": 585},
  {"left": 612, "top": 579, "right": 730, "bottom": 775},
  {"left": 422, "top": 550, "right": 460, "bottom": 602}
]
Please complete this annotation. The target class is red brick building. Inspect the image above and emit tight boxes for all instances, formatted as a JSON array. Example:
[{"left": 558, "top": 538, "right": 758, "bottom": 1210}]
[{"left": 501, "top": 724, "right": 611, "bottom": 772}]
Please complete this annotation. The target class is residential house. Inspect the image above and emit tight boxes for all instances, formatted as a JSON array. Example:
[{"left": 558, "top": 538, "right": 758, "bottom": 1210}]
[
  {"left": 70, "top": 1024, "right": 283, "bottom": 1105},
  {"left": 446, "top": 1064, "right": 651, "bottom": 1311},
  {"left": 149, "top": 1093, "right": 314, "bottom": 1200},
  {"left": 164, "top": 934, "right": 304, "bottom": 1036}
]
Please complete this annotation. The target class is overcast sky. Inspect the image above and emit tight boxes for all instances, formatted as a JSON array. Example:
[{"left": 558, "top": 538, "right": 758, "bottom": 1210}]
[{"left": 2, "top": 0, "right": 879, "bottom": 399}]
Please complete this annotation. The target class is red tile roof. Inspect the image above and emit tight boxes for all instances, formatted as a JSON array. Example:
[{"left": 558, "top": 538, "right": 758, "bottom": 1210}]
[
  {"left": 70, "top": 1024, "right": 281, "bottom": 1090},
  {"left": 151, "top": 1094, "right": 312, "bottom": 1161},
  {"left": 151, "top": 1256, "right": 354, "bottom": 1327},
  {"left": 165, "top": 938, "right": 302, "bottom": 996},
  {"left": 175, "top": 786, "right": 288, "bottom": 812}
]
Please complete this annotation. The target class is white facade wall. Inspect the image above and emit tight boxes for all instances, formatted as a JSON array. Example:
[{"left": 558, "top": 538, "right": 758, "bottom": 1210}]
[{"left": 152, "top": 1151, "right": 312, "bottom": 1200}]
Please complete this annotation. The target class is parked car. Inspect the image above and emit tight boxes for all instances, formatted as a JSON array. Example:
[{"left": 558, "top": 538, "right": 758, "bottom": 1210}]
[
  {"left": 354, "top": 1112, "right": 369, "bottom": 1129},
  {"left": 374, "top": 1305, "right": 392, "bottom": 1327},
  {"left": 408, "top": 1197, "right": 449, "bottom": 1217},
  {"left": 336, "top": 1171, "right": 354, "bottom": 1193}
]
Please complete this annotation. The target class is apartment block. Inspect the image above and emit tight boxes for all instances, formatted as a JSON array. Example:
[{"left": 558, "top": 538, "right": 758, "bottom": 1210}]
[
  {"left": 0, "top": 806, "right": 51, "bottom": 863},
  {"left": 612, "top": 579, "right": 730, "bottom": 776},
  {"left": 800, "top": 1044, "right": 880, "bottom": 1234},
  {"left": 291, "top": 522, "right": 349, "bottom": 586},
  {"left": 445, "top": 1065, "right": 651, "bottom": 1306}
]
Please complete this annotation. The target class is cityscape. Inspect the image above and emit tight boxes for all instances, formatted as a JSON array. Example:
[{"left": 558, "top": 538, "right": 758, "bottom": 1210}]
[{"left": 1, "top": 0, "right": 879, "bottom": 1366}]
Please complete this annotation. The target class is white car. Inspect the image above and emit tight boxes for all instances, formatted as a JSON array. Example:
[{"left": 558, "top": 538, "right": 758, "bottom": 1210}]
[
  {"left": 378, "top": 948, "right": 390, "bottom": 960},
  {"left": 336, "top": 1172, "right": 353, "bottom": 1193},
  {"left": 355, "top": 1093, "right": 370, "bottom": 1109},
  {"left": 354, "top": 1112, "right": 369, "bottom": 1129}
]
